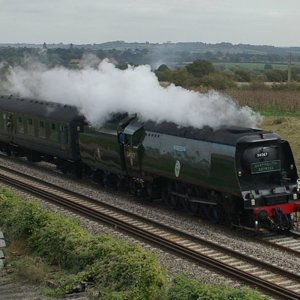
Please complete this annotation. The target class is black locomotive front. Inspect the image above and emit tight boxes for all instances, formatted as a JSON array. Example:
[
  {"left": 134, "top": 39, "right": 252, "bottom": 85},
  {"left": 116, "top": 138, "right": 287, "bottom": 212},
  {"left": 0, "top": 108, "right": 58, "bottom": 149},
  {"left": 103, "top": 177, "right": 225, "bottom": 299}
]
[{"left": 236, "top": 133, "right": 300, "bottom": 230}]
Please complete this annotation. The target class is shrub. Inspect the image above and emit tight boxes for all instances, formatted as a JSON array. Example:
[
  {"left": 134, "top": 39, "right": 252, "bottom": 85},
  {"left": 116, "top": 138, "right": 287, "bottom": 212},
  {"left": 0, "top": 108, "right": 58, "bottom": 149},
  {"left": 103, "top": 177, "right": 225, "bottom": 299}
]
[
  {"left": 167, "top": 275, "right": 266, "bottom": 300},
  {"left": 0, "top": 188, "right": 167, "bottom": 299},
  {"left": 202, "top": 73, "right": 236, "bottom": 90},
  {"left": 186, "top": 60, "right": 215, "bottom": 78},
  {"left": 0, "top": 189, "right": 266, "bottom": 299},
  {"left": 234, "top": 69, "right": 252, "bottom": 82},
  {"left": 12, "top": 256, "right": 50, "bottom": 284},
  {"left": 0, "top": 190, "right": 47, "bottom": 239}
]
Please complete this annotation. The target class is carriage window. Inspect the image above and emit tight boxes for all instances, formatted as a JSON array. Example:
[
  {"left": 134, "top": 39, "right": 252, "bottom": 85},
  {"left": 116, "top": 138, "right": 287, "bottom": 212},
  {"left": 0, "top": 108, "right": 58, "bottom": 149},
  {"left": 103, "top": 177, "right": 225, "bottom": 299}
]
[
  {"left": 17, "top": 117, "right": 24, "bottom": 134},
  {"left": 60, "top": 124, "right": 69, "bottom": 144},
  {"left": 0, "top": 113, "right": 4, "bottom": 129},
  {"left": 27, "top": 119, "right": 34, "bottom": 136},
  {"left": 39, "top": 121, "right": 46, "bottom": 138},
  {"left": 49, "top": 123, "right": 58, "bottom": 141}
]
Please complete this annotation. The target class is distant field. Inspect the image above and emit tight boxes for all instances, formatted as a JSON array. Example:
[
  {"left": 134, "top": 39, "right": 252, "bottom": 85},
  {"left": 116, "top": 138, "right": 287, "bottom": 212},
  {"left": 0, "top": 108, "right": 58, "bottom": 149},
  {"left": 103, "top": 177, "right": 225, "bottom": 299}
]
[
  {"left": 226, "top": 90, "right": 300, "bottom": 116},
  {"left": 214, "top": 62, "right": 288, "bottom": 71}
]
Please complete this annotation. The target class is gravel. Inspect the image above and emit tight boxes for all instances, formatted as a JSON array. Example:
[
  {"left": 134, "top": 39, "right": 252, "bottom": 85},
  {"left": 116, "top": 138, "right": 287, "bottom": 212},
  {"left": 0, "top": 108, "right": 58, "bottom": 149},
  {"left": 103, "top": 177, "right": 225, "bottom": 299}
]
[{"left": 1, "top": 155, "right": 295, "bottom": 298}]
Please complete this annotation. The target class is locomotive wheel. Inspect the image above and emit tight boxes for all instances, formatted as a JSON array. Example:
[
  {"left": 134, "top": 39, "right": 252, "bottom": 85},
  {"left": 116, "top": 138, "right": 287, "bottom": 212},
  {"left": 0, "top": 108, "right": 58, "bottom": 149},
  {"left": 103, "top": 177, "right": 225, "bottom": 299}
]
[
  {"left": 103, "top": 173, "right": 118, "bottom": 189},
  {"left": 74, "top": 166, "right": 82, "bottom": 179},
  {"left": 163, "top": 182, "right": 178, "bottom": 209},
  {"left": 116, "top": 177, "right": 128, "bottom": 192},
  {"left": 145, "top": 183, "right": 154, "bottom": 202},
  {"left": 129, "top": 180, "right": 137, "bottom": 195},
  {"left": 5, "top": 147, "right": 11, "bottom": 157},
  {"left": 92, "top": 170, "right": 104, "bottom": 184},
  {"left": 183, "top": 200, "right": 199, "bottom": 215},
  {"left": 199, "top": 204, "right": 210, "bottom": 219},
  {"left": 26, "top": 152, "right": 41, "bottom": 163},
  {"left": 210, "top": 205, "right": 222, "bottom": 224},
  {"left": 198, "top": 205, "right": 206, "bottom": 219},
  {"left": 164, "top": 193, "right": 178, "bottom": 209},
  {"left": 61, "top": 169, "right": 67, "bottom": 175}
]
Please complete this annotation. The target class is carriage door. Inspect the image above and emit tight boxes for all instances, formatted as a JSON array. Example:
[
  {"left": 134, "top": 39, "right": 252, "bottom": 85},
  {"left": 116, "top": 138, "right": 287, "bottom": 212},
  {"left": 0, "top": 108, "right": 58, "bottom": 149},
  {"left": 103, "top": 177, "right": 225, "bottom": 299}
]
[
  {"left": 60, "top": 124, "right": 69, "bottom": 150},
  {"left": 123, "top": 123, "right": 145, "bottom": 173}
]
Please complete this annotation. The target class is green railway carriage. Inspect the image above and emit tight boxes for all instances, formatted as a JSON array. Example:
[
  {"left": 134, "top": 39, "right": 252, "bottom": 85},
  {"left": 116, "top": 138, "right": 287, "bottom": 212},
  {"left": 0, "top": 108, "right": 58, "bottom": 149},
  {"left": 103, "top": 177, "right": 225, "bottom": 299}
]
[{"left": 0, "top": 95, "right": 86, "bottom": 173}]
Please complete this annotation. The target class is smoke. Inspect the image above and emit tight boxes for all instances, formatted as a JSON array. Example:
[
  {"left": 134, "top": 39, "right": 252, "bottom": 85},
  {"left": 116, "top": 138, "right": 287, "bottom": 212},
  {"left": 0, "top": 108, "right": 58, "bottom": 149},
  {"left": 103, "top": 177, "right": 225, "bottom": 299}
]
[{"left": 2, "top": 59, "right": 262, "bottom": 129}]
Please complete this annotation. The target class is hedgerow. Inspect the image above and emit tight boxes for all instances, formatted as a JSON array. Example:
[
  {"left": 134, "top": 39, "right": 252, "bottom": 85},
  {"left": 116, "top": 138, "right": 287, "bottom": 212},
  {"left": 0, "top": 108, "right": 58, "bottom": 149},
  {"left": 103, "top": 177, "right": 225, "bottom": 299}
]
[
  {"left": 0, "top": 188, "right": 167, "bottom": 299},
  {"left": 0, "top": 188, "right": 266, "bottom": 299}
]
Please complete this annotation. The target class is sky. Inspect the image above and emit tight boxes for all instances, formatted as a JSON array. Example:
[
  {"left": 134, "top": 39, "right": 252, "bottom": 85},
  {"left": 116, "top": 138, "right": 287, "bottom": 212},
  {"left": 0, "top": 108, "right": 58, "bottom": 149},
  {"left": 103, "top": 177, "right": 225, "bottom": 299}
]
[{"left": 0, "top": 0, "right": 299, "bottom": 46}]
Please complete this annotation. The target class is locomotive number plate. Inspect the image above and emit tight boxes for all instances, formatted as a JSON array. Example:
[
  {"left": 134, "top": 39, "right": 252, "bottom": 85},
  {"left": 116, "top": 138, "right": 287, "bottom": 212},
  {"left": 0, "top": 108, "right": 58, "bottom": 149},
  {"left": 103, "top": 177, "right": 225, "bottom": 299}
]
[{"left": 251, "top": 160, "right": 281, "bottom": 174}]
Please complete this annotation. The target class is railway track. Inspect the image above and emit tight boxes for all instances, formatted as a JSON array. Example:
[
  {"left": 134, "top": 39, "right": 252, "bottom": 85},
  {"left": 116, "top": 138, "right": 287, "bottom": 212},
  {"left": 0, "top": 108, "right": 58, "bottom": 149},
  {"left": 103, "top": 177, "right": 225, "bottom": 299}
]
[
  {"left": 0, "top": 165, "right": 300, "bottom": 299},
  {"left": 256, "top": 230, "right": 300, "bottom": 257}
]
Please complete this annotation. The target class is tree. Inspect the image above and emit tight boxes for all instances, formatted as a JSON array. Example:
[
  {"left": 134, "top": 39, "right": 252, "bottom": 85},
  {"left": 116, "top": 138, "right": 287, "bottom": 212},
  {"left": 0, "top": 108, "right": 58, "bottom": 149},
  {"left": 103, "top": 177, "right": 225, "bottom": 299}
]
[
  {"left": 202, "top": 73, "right": 236, "bottom": 90},
  {"left": 155, "top": 64, "right": 172, "bottom": 82},
  {"left": 171, "top": 68, "right": 196, "bottom": 88},
  {"left": 234, "top": 69, "right": 251, "bottom": 82},
  {"left": 186, "top": 60, "right": 215, "bottom": 78},
  {"left": 264, "top": 69, "right": 287, "bottom": 82},
  {"left": 156, "top": 64, "right": 169, "bottom": 72}
]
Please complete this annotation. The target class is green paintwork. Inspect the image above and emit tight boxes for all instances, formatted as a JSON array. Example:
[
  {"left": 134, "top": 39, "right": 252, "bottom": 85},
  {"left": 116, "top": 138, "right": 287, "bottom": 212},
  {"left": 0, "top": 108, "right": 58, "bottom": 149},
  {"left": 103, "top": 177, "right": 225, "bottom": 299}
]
[
  {"left": 79, "top": 119, "right": 241, "bottom": 195},
  {"left": 79, "top": 124, "right": 124, "bottom": 173},
  {"left": 0, "top": 110, "right": 83, "bottom": 160},
  {"left": 141, "top": 132, "right": 240, "bottom": 194}
]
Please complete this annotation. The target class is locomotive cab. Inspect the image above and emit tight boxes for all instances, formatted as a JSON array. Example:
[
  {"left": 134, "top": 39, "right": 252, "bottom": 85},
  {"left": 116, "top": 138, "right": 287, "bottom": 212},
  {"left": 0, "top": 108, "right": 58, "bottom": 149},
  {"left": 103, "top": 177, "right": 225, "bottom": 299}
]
[{"left": 236, "top": 133, "right": 300, "bottom": 230}]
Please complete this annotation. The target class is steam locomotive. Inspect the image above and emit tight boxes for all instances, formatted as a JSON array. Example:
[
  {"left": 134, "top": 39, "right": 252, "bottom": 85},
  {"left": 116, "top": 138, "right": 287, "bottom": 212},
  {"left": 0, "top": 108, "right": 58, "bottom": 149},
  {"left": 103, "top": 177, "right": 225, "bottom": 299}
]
[{"left": 0, "top": 95, "right": 299, "bottom": 231}]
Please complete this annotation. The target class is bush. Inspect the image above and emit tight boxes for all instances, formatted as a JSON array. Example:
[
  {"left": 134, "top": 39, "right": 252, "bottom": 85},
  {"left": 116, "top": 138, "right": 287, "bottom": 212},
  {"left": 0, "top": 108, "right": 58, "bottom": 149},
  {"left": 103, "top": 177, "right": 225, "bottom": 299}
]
[
  {"left": 12, "top": 256, "right": 50, "bottom": 284},
  {"left": 0, "top": 188, "right": 167, "bottom": 299},
  {"left": 167, "top": 275, "right": 266, "bottom": 300},
  {"left": 0, "top": 191, "right": 47, "bottom": 239},
  {"left": 186, "top": 60, "right": 215, "bottom": 78},
  {"left": 202, "top": 73, "right": 236, "bottom": 90},
  {"left": 264, "top": 69, "right": 287, "bottom": 82},
  {"left": 234, "top": 69, "right": 252, "bottom": 82},
  {"left": 0, "top": 189, "right": 266, "bottom": 299}
]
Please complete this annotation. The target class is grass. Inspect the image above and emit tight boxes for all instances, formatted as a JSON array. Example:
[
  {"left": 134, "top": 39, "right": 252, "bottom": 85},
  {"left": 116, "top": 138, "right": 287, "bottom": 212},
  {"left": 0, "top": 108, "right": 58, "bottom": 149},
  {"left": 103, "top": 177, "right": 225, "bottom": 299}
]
[
  {"left": 5, "top": 239, "right": 57, "bottom": 285},
  {"left": 260, "top": 116, "right": 300, "bottom": 171}
]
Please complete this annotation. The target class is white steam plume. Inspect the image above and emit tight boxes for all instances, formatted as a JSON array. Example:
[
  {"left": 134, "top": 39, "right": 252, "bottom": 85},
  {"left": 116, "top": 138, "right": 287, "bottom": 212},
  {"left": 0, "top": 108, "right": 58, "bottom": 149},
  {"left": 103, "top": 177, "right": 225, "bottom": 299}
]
[{"left": 3, "top": 59, "right": 261, "bottom": 128}]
